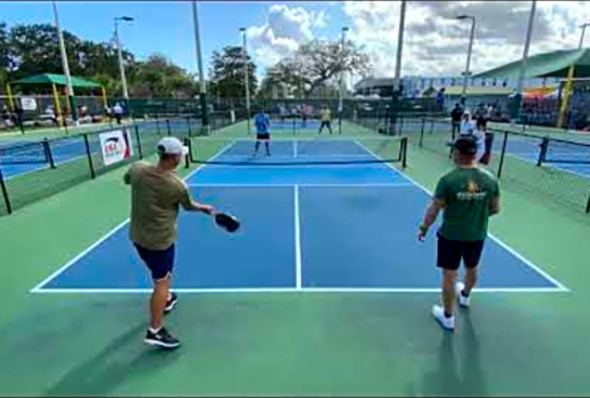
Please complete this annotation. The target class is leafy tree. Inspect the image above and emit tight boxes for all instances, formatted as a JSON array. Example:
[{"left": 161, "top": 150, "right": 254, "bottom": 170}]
[
  {"left": 209, "top": 46, "right": 257, "bottom": 99},
  {"left": 261, "top": 39, "right": 370, "bottom": 98}
]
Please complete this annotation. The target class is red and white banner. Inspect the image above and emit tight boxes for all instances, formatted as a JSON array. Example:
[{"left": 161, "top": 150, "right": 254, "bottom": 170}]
[{"left": 99, "top": 128, "right": 133, "bottom": 166}]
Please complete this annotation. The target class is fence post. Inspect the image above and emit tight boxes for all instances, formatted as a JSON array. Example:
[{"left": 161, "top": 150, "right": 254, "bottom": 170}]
[
  {"left": 166, "top": 119, "right": 172, "bottom": 136},
  {"left": 0, "top": 169, "right": 12, "bottom": 215},
  {"left": 497, "top": 131, "right": 509, "bottom": 179},
  {"left": 83, "top": 133, "right": 96, "bottom": 179},
  {"left": 537, "top": 137, "right": 549, "bottom": 167},
  {"left": 43, "top": 138, "right": 56, "bottom": 169},
  {"left": 134, "top": 125, "right": 143, "bottom": 160}
]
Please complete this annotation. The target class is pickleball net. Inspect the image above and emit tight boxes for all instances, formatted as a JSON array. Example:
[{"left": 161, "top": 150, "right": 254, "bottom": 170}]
[{"left": 186, "top": 136, "right": 408, "bottom": 167}]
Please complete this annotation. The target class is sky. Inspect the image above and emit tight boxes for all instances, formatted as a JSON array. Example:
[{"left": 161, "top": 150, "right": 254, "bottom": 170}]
[{"left": 1, "top": 1, "right": 590, "bottom": 84}]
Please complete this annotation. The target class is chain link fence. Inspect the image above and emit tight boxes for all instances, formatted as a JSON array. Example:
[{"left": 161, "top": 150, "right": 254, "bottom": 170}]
[
  {"left": 0, "top": 113, "right": 240, "bottom": 216},
  {"left": 406, "top": 117, "right": 590, "bottom": 213}
]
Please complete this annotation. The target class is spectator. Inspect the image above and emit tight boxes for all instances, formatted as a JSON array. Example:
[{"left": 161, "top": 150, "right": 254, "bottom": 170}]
[
  {"left": 450, "top": 103, "right": 463, "bottom": 138},
  {"left": 113, "top": 102, "right": 123, "bottom": 125}
]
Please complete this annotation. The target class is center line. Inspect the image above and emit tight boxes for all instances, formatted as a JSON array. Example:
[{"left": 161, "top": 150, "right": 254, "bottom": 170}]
[{"left": 294, "top": 184, "right": 302, "bottom": 290}]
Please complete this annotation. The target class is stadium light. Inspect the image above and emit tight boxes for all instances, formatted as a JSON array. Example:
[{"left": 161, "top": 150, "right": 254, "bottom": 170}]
[
  {"left": 456, "top": 14, "right": 476, "bottom": 101},
  {"left": 240, "top": 27, "right": 251, "bottom": 134},
  {"left": 114, "top": 16, "right": 134, "bottom": 102}
]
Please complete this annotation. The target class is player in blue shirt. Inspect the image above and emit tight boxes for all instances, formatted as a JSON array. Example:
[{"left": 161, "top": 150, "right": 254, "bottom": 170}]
[{"left": 252, "top": 109, "right": 271, "bottom": 157}]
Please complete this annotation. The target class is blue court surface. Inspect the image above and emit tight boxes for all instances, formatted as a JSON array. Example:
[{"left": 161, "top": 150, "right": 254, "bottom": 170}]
[
  {"left": 498, "top": 134, "right": 590, "bottom": 178},
  {"left": 32, "top": 138, "right": 567, "bottom": 294}
]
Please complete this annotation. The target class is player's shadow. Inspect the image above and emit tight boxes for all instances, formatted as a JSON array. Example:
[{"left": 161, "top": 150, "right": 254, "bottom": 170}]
[
  {"left": 420, "top": 311, "right": 487, "bottom": 396},
  {"left": 44, "top": 322, "right": 181, "bottom": 396}
]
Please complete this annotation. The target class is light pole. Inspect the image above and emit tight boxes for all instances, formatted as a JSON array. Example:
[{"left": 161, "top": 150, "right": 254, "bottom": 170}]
[
  {"left": 338, "top": 26, "right": 349, "bottom": 134},
  {"left": 579, "top": 22, "right": 589, "bottom": 49},
  {"left": 513, "top": 0, "right": 536, "bottom": 125},
  {"left": 390, "top": 0, "right": 406, "bottom": 135},
  {"left": 114, "top": 16, "right": 133, "bottom": 107},
  {"left": 52, "top": 1, "right": 78, "bottom": 126},
  {"left": 192, "top": 1, "right": 209, "bottom": 133},
  {"left": 239, "top": 27, "right": 251, "bottom": 134},
  {"left": 457, "top": 14, "right": 476, "bottom": 105}
]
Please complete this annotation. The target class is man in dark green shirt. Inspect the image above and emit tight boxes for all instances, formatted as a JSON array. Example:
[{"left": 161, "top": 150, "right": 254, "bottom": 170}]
[{"left": 418, "top": 136, "right": 501, "bottom": 331}]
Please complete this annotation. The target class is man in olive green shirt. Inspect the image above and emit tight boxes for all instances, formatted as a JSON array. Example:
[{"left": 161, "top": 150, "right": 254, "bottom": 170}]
[
  {"left": 418, "top": 136, "right": 501, "bottom": 331},
  {"left": 124, "top": 137, "right": 215, "bottom": 349},
  {"left": 319, "top": 105, "right": 333, "bottom": 134}
]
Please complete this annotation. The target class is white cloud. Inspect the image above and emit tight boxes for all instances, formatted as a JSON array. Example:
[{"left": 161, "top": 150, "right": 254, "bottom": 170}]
[
  {"left": 247, "top": 4, "right": 327, "bottom": 71},
  {"left": 343, "top": 1, "right": 590, "bottom": 78}
]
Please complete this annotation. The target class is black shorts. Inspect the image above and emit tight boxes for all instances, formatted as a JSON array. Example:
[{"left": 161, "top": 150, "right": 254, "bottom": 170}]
[
  {"left": 256, "top": 133, "right": 270, "bottom": 140},
  {"left": 437, "top": 234, "right": 484, "bottom": 270},
  {"left": 134, "top": 243, "right": 175, "bottom": 280},
  {"left": 319, "top": 121, "right": 331, "bottom": 129}
]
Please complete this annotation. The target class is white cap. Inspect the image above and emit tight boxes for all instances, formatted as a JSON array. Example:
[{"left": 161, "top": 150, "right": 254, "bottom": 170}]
[{"left": 156, "top": 137, "right": 189, "bottom": 156}]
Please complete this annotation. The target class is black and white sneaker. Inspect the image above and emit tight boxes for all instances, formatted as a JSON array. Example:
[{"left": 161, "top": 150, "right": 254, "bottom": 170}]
[
  {"left": 144, "top": 327, "right": 181, "bottom": 349},
  {"left": 164, "top": 292, "right": 178, "bottom": 314}
]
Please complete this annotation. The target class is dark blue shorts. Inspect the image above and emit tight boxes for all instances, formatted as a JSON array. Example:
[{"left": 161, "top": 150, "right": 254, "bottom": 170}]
[
  {"left": 134, "top": 243, "right": 175, "bottom": 280},
  {"left": 437, "top": 233, "right": 484, "bottom": 271}
]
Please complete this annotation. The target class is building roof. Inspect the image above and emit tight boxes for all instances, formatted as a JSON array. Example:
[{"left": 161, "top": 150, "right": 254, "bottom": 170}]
[
  {"left": 474, "top": 48, "right": 590, "bottom": 79},
  {"left": 10, "top": 73, "right": 102, "bottom": 88}
]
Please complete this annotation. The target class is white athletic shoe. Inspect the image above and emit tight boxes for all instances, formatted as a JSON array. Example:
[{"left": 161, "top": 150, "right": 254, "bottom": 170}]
[
  {"left": 432, "top": 305, "right": 455, "bottom": 331},
  {"left": 456, "top": 282, "right": 471, "bottom": 308}
]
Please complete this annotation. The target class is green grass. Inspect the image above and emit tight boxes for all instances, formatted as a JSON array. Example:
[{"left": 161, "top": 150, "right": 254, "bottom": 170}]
[{"left": 1, "top": 120, "right": 590, "bottom": 395}]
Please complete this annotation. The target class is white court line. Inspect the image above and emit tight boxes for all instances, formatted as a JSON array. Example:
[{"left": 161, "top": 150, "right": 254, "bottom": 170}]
[
  {"left": 187, "top": 183, "right": 416, "bottom": 188},
  {"left": 30, "top": 139, "right": 237, "bottom": 293},
  {"left": 355, "top": 139, "right": 570, "bottom": 293},
  {"left": 294, "top": 185, "right": 302, "bottom": 290},
  {"left": 32, "top": 286, "right": 566, "bottom": 294}
]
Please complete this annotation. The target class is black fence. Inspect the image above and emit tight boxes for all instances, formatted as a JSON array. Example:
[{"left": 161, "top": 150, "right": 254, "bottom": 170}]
[
  {"left": 0, "top": 113, "right": 240, "bottom": 216},
  {"left": 405, "top": 117, "right": 590, "bottom": 214}
]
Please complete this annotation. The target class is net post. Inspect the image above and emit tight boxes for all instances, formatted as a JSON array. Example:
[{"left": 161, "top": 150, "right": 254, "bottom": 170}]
[
  {"left": 166, "top": 119, "right": 172, "bottom": 136},
  {"left": 134, "top": 124, "right": 143, "bottom": 160},
  {"left": 401, "top": 137, "right": 408, "bottom": 168},
  {"left": 537, "top": 137, "right": 549, "bottom": 167},
  {"left": 186, "top": 136, "right": 195, "bottom": 164},
  {"left": 83, "top": 133, "right": 96, "bottom": 179},
  {"left": 183, "top": 138, "right": 190, "bottom": 169},
  {"left": 43, "top": 138, "right": 56, "bottom": 169},
  {"left": 419, "top": 118, "right": 425, "bottom": 147},
  {"left": 0, "top": 169, "right": 12, "bottom": 215},
  {"left": 497, "top": 130, "right": 509, "bottom": 179},
  {"left": 155, "top": 114, "right": 161, "bottom": 135},
  {"left": 187, "top": 116, "right": 192, "bottom": 137}
]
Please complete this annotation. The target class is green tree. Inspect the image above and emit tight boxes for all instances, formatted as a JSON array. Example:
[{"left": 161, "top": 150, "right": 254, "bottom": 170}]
[
  {"left": 8, "top": 23, "right": 84, "bottom": 81},
  {"left": 210, "top": 46, "right": 257, "bottom": 99},
  {"left": 0, "top": 22, "right": 8, "bottom": 91},
  {"left": 263, "top": 39, "right": 370, "bottom": 98},
  {"left": 129, "top": 53, "right": 197, "bottom": 98}
]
